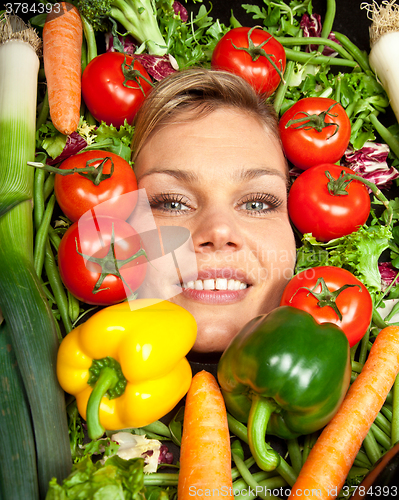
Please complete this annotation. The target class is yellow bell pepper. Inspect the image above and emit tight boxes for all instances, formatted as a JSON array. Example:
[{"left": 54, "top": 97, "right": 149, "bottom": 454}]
[{"left": 57, "top": 299, "right": 197, "bottom": 440}]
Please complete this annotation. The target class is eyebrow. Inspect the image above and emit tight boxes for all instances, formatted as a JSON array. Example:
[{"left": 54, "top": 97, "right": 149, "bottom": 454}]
[{"left": 139, "top": 167, "right": 289, "bottom": 186}]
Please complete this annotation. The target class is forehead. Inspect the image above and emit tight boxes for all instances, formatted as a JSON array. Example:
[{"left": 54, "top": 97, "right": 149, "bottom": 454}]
[{"left": 135, "top": 107, "right": 287, "bottom": 179}]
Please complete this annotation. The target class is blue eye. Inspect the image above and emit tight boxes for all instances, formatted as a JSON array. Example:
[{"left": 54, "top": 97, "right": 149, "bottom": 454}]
[
  {"left": 245, "top": 201, "right": 268, "bottom": 211},
  {"left": 163, "top": 201, "right": 189, "bottom": 211}
]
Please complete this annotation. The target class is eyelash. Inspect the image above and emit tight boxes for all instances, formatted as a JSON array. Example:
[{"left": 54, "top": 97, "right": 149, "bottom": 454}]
[
  {"left": 148, "top": 193, "right": 192, "bottom": 214},
  {"left": 238, "top": 193, "right": 283, "bottom": 215},
  {"left": 148, "top": 192, "right": 283, "bottom": 216}
]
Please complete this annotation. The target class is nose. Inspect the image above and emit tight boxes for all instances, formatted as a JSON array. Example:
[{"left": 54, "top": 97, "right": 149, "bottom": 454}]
[{"left": 192, "top": 210, "right": 244, "bottom": 252}]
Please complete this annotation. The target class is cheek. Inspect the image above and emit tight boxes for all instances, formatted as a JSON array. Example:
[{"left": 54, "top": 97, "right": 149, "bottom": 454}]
[{"left": 250, "top": 219, "right": 296, "bottom": 283}]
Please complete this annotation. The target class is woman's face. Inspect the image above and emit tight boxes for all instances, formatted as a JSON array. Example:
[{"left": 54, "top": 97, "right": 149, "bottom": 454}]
[{"left": 134, "top": 107, "right": 296, "bottom": 353}]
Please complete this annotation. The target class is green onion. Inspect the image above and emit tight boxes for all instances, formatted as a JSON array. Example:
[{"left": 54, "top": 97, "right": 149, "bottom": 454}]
[{"left": 0, "top": 13, "right": 71, "bottom": 497}]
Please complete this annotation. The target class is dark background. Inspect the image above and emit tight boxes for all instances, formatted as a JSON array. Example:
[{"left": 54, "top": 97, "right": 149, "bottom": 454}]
[{"left": 186, "top": 0, "right": 373, "bottom": 53}]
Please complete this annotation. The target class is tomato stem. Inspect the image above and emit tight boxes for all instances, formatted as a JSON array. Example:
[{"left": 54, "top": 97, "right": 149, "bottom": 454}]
[
  {"left": 75, "top": 222, "right": 147, "bottom": 298},
  {"left": 231, "top": 26, "right": 285, "bottom": 87},
  {"left": 121, "top": 55, "right": 154, "bottom": 95},
  {"left": 28, "top": 158, "right": 115, "bottom": 186},
  {"left": 285, "top": 102, "right": 340, "bottom": 139},
  {"left": 289, "top": 277, "right": 360, "bottom": 321},
  {"left": 330, "top": 171, "right": 393, "bottom": 225}
]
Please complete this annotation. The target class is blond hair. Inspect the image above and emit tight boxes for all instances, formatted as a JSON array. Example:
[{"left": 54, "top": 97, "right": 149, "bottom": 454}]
[{"left": 131, "top": 67, "right": 280, "bottom": 162}]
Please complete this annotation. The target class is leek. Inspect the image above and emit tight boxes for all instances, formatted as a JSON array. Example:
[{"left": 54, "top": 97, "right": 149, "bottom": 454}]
[
  {"left": 0, "top": 13, "right": 71, "bottom": 498},
  {"left": 362, "top": 1, "right": 399, "bottom": 125}
]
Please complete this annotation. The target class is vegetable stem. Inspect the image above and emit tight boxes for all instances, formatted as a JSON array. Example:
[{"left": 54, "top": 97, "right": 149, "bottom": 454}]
[
  {"left": 318, "top": 0, "right": 336, "bottom": 55},
  {"left": 391, "top": 374, "right": 399, "bottom": 445}
]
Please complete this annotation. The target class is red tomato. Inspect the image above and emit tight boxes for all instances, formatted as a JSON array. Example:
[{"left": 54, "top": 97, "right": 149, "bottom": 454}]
[
  {"left": 81, "top": 52, "right": 153, "bottom": 127},
  {"left": 54, "top": 150, "right": 138, "bottom": 222},
  {"left": 288, "top": 164, "right": 371, "bottom": 242},
  {"left": 58, "top": 215, "right": 147, "bottom": 305},
  {"left": 280, "top": 266, "right": 373, "bottom": 347},
  {"left": 211, "top": 27, "right": 286, "bottom": 94},
  {"left": 279, "top": 97, "right": 351, "bottom": 170}
]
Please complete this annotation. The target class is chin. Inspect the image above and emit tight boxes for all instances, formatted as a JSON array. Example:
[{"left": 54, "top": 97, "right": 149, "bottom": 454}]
[{"left": 190, "top": 315, "right": 246, "bottom": 354}]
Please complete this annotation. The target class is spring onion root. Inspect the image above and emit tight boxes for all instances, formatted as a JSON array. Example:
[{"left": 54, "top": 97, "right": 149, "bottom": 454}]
[{"left": 362, "top": 1, "right": 399, "bottom": 124}]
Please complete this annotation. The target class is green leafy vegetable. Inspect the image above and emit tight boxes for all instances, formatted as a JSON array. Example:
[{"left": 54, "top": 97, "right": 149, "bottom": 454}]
[
  {"left": 296, "top": 224, "right": 392, "bottom": 294},
  {"left": 46, "top": 456, "right": 146, "bottom": 500}
]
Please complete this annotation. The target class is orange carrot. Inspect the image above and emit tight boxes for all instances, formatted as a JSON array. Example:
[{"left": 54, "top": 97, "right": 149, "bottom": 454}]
[
  {"left": 43, "top": 2, "right": 82, "bottom": 135},
  {"left": 178, "top": 370, "right": 234, "bottom": 500},
  {"left": 289, "top": 325, "right": 399, "bottom": 500}
]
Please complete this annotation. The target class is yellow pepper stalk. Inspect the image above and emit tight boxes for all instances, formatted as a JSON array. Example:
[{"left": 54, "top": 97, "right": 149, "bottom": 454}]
[{"left": 57, "top": 299, "right": 197, "bottom": 440}]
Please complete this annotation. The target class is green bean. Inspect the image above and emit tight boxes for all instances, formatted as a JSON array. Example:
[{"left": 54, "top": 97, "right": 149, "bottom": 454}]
[
  {"left": 333, "top": 31, "right": 371, "bottom": 73},
  {"left": 358, "top": 329, "right": 370, "bottom": 366},
  {"left": 48, "top": 227, "right": 62, "bottom": 251},
  {"left": 275, "top": 36, "right": 353, "bottom": 61},
  {"left": 391, "top": 374, "right": 399, "bottom": 446},
  {"left": 284, "top": 48, "right": 358, "bottom": 67},
  {"left": 374, "top": 411, "right": 392, "bottom": 437},
  {"left": 44, "top": 239, "right": 73, "bottom": 335},
  {"left": 233, "top": 476, "right": 288, "bottom": 500},
  {"left": 227, "top": 414, "right": 297, "bottom": 487},
  {"left": 36, "top": 89, "right": 49, "bottom": 130},
  {"left": 232, "top": 447, "right": 271, "bottom": 500},
  {"left": 319, "top": 0, "right": 336, "bottom": 55},
  {"left": 381, "top": 405, "right": 393, "bottom": 422},
  {"left": 286, "top": 438, "right": 302, "bottom": 475},
  {"left": 352, "top": 361, "right": 364, "bottom": 374},
  {"left": 232, "top": 471, "right": 279, "bottom": 493},
  {"left": 143, "top": 473, "right": 179, "bottom": 486},
  {"left": 371, "top": 423, "right": 391, "bottom": 451},
  {"left": 273, "top": 59, "right": 296, "bottom": 115},
  {"left": 231, "top": 457, "right": 257, "bottom": 481},
  {"left": 356, "top": 448, "right": 372, "bottom": 467},
  {"left": 33, "top": 167, "right": 46, "bottom": 231},
  {"left": 43, "top": 173, "right": 55, "bottom": 202},
  {"left": 81, "top": 13, "right": 97, "bottom": 64},
  {"left": 363, "top": 428, "right": 382, "bottom": 465},
  {"left": 67, "top": 291, "right": 80, "bottom": 323},
  {"left": 369, "top": 113, "right": 399, "bottom": 160},
  {"left": 34, "top": 194, "right": 56, "bottom": 278},
  {"left": 273, "top": 35, "right": 302, "bottom": 115},
  {"left": 302, "top": 432, "right": 318, "bottom": 466}
]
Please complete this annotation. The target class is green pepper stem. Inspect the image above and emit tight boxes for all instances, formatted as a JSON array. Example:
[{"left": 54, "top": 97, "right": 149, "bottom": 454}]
[
  {"left": 247, "top": 394, "right": 280, "bottom": 471},
  {"left": 86, "top": 366, "right": 120, "bottom": 440}
]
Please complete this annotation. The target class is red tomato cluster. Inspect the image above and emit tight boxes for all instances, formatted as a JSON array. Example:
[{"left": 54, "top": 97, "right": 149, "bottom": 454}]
[
  {"left": 280, "top": 266, "right": 373, "bottom": 347},
  {"left": 211, "top": 27, "right": 286, "bottom": 95},
  {"left": 82, "top": 52, "right": 153, "bottom": 128},
  {"left": 54, "top": 150, "right": 138, "bottom": 222},
  {"left": 58, "top": 215, "right": 147, "bottom": 306},
  {"left": 288, "top": 164, "right": 371, "bottom": 242},
  {"left": 279, "top": 97, "right": 351, "bottom": 171}
]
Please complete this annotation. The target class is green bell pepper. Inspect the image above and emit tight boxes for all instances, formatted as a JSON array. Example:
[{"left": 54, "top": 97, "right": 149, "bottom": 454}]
[{"left": 217, "top": 306, "right": 351, "bottom": 471}]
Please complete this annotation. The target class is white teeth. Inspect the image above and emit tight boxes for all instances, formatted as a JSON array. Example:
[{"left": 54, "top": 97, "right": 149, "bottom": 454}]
[
  {"left": 215, "top": 278, "right": 228, "bottom": 290},
  {"left": 183, "top": 279, "right": 248, "bottom": 290},
  {"left": 194, "top": 280, "right": 203, "bottom": 290},
  {"left": 227, "top": 279, "right": 236, "bottom": 290},
  {"left": 203, "top": 279, "right": 215, "bottom": 290}
]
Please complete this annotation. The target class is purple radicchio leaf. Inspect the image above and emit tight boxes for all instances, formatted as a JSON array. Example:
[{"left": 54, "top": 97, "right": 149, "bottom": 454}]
[
  {"left": 342, "top": 142, "right": 399, "bottom": 190},
  {"left": 46, "top": 132, "right": 87, "bottom": 166},
  {"left": 379, "top": 262, "right": 399, "bottom": 290},
  {"left": 134, "top": 53, "right": 176, "bottom": 81},
  {"left": 300, "top": 13, "right": 340, "bottom": 57},
  {"left": 105, "top": 32, "right": 137, "bottom": 56},
  {"left": 158, "top": 444, "right": 173, "bottom": 465},
  {"left": 105, "top": 33, "right": 176, "bottom": 81},
  {"left": 173, "top": 1, "right": 188, "bottom": 22}
]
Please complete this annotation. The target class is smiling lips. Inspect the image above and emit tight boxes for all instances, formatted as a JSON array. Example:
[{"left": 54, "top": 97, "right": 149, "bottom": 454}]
[{"left": 179, "top": 268, "right": 251, "bottom": 304}]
